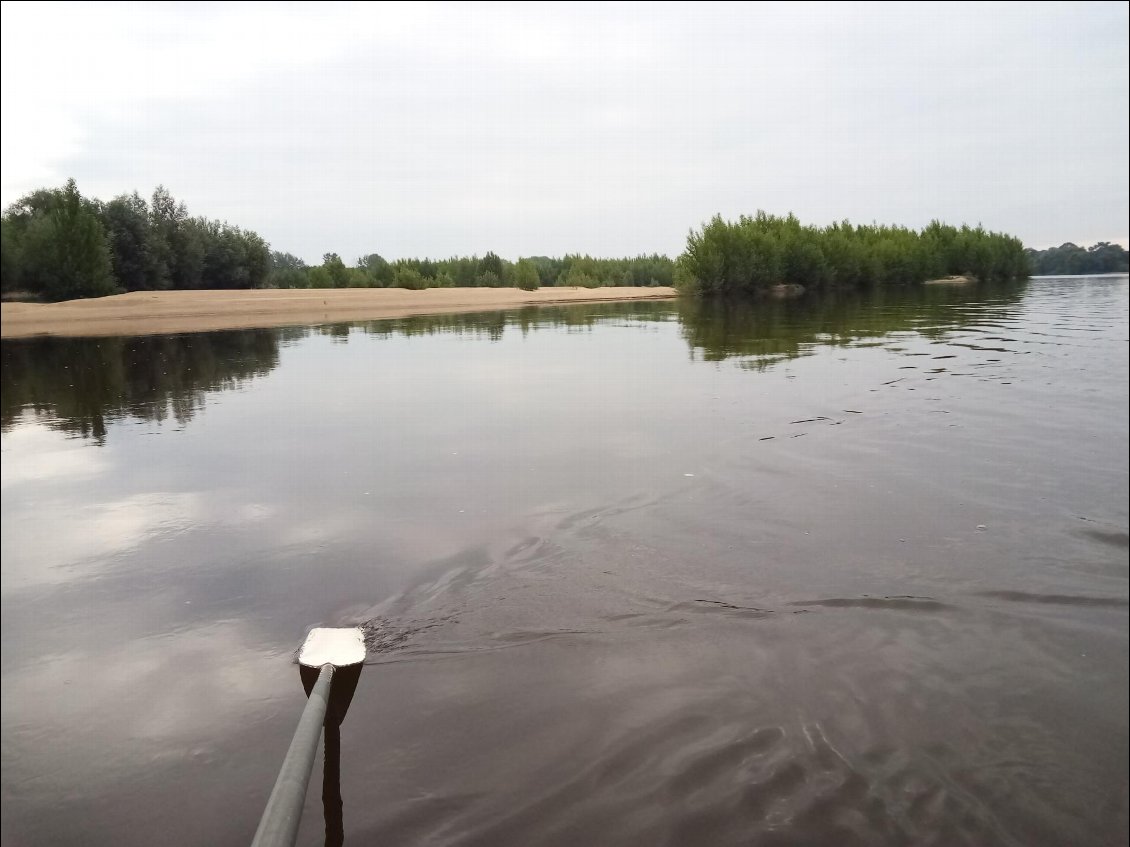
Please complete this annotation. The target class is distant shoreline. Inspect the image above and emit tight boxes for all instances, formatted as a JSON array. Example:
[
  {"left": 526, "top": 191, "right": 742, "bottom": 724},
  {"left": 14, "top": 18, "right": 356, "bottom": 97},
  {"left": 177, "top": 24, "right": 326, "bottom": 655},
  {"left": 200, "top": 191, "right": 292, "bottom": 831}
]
[{"left": 0, "top": 287, "right": 678, "bottom": 339}]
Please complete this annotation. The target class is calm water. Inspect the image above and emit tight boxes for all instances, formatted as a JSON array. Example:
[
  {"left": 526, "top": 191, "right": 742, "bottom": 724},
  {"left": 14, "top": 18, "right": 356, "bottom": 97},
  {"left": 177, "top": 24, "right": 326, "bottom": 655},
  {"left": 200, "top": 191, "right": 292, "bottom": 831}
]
[{"left": 2, "top": 276, "right": 1127, "bottom": 846}]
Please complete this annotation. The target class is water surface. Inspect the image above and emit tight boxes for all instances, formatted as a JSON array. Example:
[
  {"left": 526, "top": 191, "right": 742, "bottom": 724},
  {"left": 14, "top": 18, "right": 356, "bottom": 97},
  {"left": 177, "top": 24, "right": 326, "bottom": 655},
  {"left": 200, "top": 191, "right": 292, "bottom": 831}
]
[{"left": 2, "top": 277, "right": 1127, "bottom": 846}]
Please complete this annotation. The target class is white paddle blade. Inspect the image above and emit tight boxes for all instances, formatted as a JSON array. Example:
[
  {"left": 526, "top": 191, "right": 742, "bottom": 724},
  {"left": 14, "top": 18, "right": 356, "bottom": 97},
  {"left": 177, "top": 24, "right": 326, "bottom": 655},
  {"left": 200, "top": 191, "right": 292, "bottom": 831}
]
[{"left": 299, "top": 627, "right": 366, "bottom": 668}]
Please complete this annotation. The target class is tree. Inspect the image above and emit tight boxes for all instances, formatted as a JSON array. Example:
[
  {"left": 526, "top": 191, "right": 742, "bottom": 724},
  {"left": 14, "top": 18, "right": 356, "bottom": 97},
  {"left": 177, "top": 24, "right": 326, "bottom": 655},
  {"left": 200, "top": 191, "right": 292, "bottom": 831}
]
[
  {"left": 393, "top": 266, "right": 428, "bottom": 289},
  {"left": 676, "top": 211, "right": 1028, "bottom": 295},
  {"left": 3, "top": 180, "right": 280, "bottom": 297},
  {"left": 4, "top": 188, "right": 63, "bottom": 221},
  {"left": 321, "top": 253, "right": 350, "bottom": 287},
  {"left": 21, "top": 179, "right": 116, "bottom": 300},
  {"left": 241, "top": 230, "right": 270, "bottom": 288},
  {"left": 478, "top": 251, "right": 504, "bottom": 279},
  {"left": 149, "top": 185, "right": 184, "bottom": 287},
  {"left": 267, "top": 252, "right": 309, "bottom": 288},
  {"left": 560, "top": 265, "right": 598, "bottom": 288},
  {"left": 514, "top": 259, "right": 540, "bottom": 291},
  {"left": 526, "top": 256, "right": 561, "bottom": 287},
  {"left": 175, "top": 219, "right": 208, "bottom": 288},
  {"left": 101, "top": 192, "right": 167, "bottom": 290},
  {"left": 308, "top": 266, "right": 333, "bottom": 288},
  {"left": 1, "top": 220, "right": 22, "bottom": 292},
  {"left": 358, "top": 252, "right": 393, "bottom": 286},
  {"left": 1025, "top": 242, "right": 1128, "bottom": 275},
  {"left": 2, "top": 187, "right": 66, "bottom": 293}
]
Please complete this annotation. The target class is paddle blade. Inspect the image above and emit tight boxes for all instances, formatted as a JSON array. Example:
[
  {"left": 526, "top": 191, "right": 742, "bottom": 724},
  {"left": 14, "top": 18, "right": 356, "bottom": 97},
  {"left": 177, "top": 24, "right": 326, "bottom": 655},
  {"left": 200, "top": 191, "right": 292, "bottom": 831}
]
[{"left": 299, "top": 627, "right": 366, "bottom": 668}]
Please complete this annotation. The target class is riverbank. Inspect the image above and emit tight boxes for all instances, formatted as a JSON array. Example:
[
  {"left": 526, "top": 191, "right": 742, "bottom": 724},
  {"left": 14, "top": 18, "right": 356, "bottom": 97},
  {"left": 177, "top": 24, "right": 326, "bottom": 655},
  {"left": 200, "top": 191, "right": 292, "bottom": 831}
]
[{"left": 0, "top": 286, "right": 678, "bottom": 338}]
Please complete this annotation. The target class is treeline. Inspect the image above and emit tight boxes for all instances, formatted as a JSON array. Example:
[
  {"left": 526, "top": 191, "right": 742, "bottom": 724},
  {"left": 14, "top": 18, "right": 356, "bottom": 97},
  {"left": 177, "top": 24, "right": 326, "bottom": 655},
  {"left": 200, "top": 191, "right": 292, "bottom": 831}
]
[
  {"left": 266, "top": 251, "right": 674, "bottom": 291},
  {"left": 675, "top": 213, "right": 1029, "bottom": 295},
  {"left": 0, "top": 179, "right": 673, "bottom": 301},
  {"left": 2, "top": 180, "right": 1037, "bottom": 303},
  {"left": 1024, "top": 242, "right": 1128, "bottom": 275},
  {"left": 1, "top": 180, "right": 269, "bottom": 300}
]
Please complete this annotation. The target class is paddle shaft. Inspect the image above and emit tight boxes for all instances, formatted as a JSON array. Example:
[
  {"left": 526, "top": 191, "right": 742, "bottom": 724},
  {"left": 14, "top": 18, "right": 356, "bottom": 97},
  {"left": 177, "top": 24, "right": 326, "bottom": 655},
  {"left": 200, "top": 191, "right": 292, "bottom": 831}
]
[{"left": 251, "top": 663, "right": 334, "bottom": 847}]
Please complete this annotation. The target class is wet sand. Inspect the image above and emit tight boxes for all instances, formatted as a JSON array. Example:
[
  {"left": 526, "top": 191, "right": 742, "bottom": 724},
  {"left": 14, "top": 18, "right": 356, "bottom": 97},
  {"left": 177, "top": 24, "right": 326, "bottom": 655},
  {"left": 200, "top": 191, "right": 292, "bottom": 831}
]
[{"left": 0, "top": 286, "right": 678, "bottom": 338}]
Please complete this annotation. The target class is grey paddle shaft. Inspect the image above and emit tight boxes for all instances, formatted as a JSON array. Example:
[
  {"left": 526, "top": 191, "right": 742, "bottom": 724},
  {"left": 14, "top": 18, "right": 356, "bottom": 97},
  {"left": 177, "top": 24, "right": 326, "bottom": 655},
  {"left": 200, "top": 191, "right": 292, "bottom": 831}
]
[{"left": 251, "top": 663, "right": 334, "bottom": 847}]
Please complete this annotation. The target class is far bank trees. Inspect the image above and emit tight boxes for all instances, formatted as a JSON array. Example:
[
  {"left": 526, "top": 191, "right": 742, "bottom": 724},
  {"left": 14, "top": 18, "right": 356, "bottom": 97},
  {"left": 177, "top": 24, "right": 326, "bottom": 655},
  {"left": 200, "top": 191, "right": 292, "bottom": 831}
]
[
  {"left": 2, "top": 179, "right": 1047, "bottom": 302},
  {"left": 1025, "top": 242, "right": 1128, "bottom": 275},
  {"left": 2, "top": 182, "right": 269, "bottom": 300},
  {"left": 674, "top": 213, "right": 1029, "bottom": 296}
]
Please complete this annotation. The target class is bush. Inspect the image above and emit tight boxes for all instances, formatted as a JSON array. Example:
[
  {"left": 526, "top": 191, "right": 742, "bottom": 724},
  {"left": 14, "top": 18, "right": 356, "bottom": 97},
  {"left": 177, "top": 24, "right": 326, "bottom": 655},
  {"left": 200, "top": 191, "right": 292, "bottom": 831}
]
[
  {"left": 678, "top": 212, "right": 1027, "bottom": 296},
  {"left": 514, "top": 259, "right": 540, "bottom": 291},
  {"left": 393, "top": 267, "right": 428, "bottom": 290}
]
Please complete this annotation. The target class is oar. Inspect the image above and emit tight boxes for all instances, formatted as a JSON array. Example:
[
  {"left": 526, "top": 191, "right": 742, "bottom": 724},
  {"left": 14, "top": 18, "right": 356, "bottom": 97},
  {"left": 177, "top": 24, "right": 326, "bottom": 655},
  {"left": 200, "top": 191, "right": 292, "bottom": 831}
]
[{"left": 252, "top": 627, "right": 366, "bottom": 847}]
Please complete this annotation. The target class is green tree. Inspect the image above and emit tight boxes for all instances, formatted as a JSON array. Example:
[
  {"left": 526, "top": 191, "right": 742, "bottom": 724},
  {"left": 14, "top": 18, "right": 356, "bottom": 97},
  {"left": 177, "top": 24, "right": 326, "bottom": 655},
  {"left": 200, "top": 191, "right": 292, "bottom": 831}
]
[
  {"left": 1025, "top": 242, "right": 1128, "bottom": 275},
  {"left": 321, "top": 253, "right": 350, "bottom": 287},
  {"left": 358, "top": 253, "right": 393, "bottom": 286},
  {"left": 149, "top": 185, "right": 186, "bottom": 287},
  {"left": 561, "top": 265, "right": 598, "bottom": 288},
  {"left": 451, "top": 257, "right": 478, "bottom": 286},
  {"left": 20, "top": 179, "right": 117, "bottom": 300},
  {"left": 1, "top": 219, "right": 22, "bottom": 293},
  {"left": 478, "top": 251, "right": 504, "bottom": 280},
  {"left": 677, "top": 211, "right": 1028, "bottom": 296},
  {"left": 308, "top": 266, "right": 333, "bottom": 288},
  {"left": 267, "top": 252, "right": 309, "bottom": 288},
  {"left": 514, "top": 259, "right": 540, "bottom": 291},
  {"left": 2, "top": 187, "right": 66, "bottom": 294},
  {"left": 393, "top": 266, "right": 428, "bottom": 289},
  {"left": 241, "top": 230, "right": 270, "bottom": 288},
  {"left": 101, "top": 192, "right": 167, "bottom": 291}
]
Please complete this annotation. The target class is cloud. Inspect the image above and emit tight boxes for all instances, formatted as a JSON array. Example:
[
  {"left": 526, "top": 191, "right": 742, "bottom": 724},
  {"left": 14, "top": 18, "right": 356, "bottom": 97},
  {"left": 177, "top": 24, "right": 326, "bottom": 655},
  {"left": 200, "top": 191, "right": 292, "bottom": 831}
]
[
  {"left": 2, "top": 2, "right": 1126, "bottom": 259},
  {"left": 0, "top": 489, "right": 203, "bottom": 590},
  {"left": 0, "top": 423, "right": 109, "bottom": 489}
]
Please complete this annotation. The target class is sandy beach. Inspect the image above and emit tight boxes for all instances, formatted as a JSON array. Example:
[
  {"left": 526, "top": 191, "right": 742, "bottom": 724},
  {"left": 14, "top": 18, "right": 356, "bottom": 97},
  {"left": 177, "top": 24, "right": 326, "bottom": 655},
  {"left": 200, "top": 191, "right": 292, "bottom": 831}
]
[{"left": 0, "top": 286, "right": 678, "bottom": 338}]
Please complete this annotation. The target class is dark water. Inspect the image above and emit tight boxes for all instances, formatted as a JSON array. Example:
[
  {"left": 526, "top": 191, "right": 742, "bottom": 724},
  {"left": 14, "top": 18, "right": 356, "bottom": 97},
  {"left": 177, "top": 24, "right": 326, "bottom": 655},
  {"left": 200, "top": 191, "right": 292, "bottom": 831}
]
[{"left": 2, "top": 276, "right": 1127, "bottom": 846}]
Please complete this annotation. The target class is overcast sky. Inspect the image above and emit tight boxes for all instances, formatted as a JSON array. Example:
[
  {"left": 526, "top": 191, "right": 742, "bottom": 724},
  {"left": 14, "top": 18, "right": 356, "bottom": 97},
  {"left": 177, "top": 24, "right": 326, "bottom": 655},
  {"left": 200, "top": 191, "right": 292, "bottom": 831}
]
[{"left": 1, "top": 1, "right": 1126, "bottom": 262}]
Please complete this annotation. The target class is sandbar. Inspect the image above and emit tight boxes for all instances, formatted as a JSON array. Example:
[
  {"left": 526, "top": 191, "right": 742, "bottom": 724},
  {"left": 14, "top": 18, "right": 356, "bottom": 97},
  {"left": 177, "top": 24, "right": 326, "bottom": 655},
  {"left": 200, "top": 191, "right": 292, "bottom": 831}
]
[{"left": 1, "top": 286, "right": 678, "bottom": 338}]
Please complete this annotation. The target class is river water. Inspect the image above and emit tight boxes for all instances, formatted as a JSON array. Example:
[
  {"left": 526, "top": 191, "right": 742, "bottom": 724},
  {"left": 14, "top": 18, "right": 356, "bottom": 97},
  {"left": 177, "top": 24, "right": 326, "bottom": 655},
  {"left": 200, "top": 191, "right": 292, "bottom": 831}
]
[{"left": 2, "top": 276, "right": 1127, "bottom": 846}]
